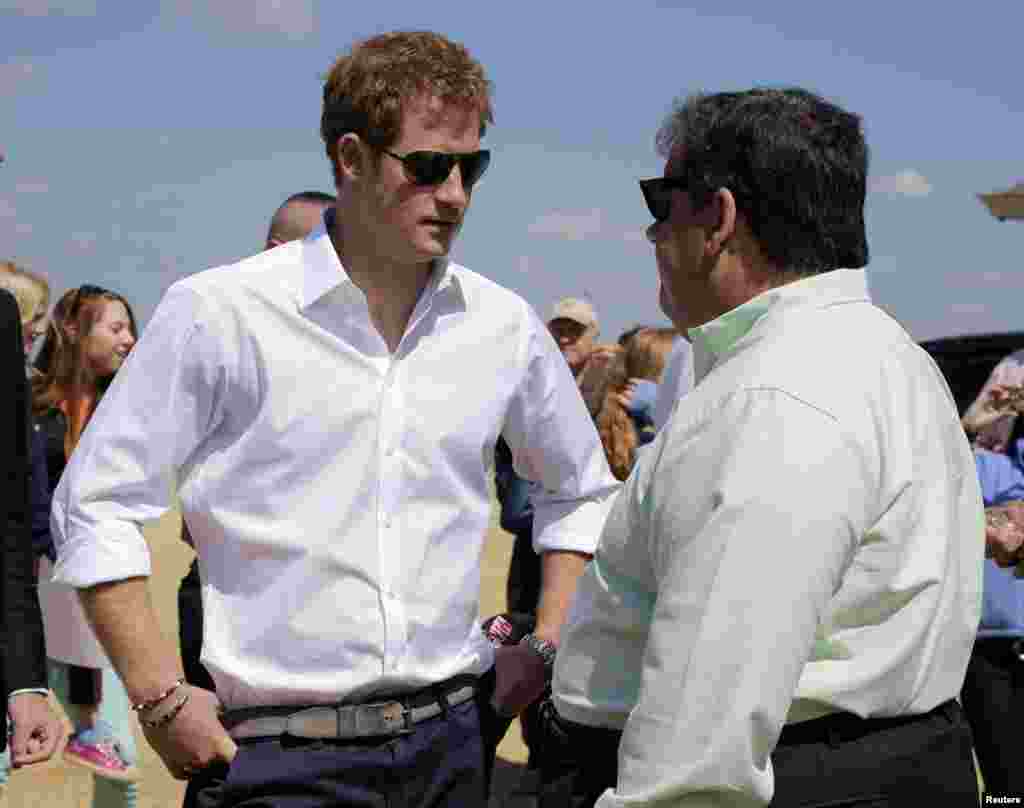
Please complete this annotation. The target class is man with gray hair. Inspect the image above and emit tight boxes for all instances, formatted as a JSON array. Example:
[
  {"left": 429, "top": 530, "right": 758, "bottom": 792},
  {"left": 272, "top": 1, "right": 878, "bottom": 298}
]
[{"left": 539, "top": 87, "right": 982, "bottom": 807}]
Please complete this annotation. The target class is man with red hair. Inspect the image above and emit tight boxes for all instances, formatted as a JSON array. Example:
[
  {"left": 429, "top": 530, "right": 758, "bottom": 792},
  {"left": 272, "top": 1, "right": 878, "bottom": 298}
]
[{"left": 52, "top": 31, "right": 617, "bottom": 808}]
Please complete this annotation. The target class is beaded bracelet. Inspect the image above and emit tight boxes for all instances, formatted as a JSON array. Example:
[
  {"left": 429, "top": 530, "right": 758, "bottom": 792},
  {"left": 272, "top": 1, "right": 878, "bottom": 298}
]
[
  {"left": 140, "top": 690, "right": 191, "bottom": 729},
  {"left": 131, "top": 678, "right": 185, "bottom": 713}
]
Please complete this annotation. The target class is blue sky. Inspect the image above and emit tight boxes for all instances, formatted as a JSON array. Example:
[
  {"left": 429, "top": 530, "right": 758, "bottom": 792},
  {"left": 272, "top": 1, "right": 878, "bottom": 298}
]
[{"left": 2, "top": 0, "right": 1022, "bottom": 343}]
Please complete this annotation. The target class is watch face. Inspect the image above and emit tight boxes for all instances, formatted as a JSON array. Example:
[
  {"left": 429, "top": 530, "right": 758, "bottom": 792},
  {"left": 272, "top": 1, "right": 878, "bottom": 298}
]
[{"left": 522, "top": 633, "right": 557, "bottom": 668}]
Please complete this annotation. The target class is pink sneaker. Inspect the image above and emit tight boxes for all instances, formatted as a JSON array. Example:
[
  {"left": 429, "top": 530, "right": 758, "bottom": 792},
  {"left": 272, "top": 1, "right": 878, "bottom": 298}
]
[{"left": 63, "top": 724, "right": 139, "bottom": 782}]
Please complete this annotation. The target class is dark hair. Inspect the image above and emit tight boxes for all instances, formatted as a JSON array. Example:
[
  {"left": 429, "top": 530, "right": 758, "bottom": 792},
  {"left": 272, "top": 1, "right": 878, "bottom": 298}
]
[
  {"left": 321, "top": 31, "right": 494, "bottom": 187},
  {"left": 284, "top": 190, "right": 336, "bottom": 206},
  {"left": 656, "top": 87, "right": 868, "bottom": 273},
  {"left": 617, "top": 324, "right": 646, "bottom": 348}
]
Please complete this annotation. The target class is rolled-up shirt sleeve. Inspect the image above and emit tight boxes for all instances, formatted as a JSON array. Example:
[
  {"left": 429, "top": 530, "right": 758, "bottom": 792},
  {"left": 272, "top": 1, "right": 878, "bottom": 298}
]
[
  {"left": 51, "top": 282, "right": 226, "bottom": 588},
  {"left": 598, "top": 390, "right": 866, "bottom": 807},
  {"left": 501, "top": 310, "right": 619, "bottom": 555}
]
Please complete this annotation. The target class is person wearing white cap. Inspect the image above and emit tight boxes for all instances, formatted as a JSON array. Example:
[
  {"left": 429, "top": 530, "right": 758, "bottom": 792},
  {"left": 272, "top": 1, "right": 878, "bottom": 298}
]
[{"left": 546, "top": 298, "right": 599, "bottom": 378}]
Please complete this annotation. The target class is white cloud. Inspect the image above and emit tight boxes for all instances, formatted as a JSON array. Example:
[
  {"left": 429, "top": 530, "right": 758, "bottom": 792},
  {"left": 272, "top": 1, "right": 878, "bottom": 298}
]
[
  {"left": 529, "top": 209, "right": 605, "bottom": 241},
  {"left": 69, "top": 232, "right": 98, "bottom": 252},
  {"left": 869, "top": 170, "right": 933, "bottom": 198},
  {"left": 0, "top": 199, "right": 32, "bottom": 236},
  {"left": 164, "top": 0, "right": 316, "bottom": 39},
  {"left": 528, "top": 209, "right": 652, "bottom": 246},
  {"left": 0, "top": 1, "right": 97, "bottom": 15},
  {"left": 14, "top": 180, "right": 48, "bottom": 194},
  {"left": 978, "top": 271, "right": 1007, "bottom": 285},
  {"left": 948, "top": 303, "right": 989, "bottom": 318},
  {"left": 0, "top": 62, "right": 36, "bottom": 92}
]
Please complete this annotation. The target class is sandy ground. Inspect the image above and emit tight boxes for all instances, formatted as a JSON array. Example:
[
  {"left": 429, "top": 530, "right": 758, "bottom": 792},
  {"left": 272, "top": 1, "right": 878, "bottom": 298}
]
[{"left": 3, "top": 506, "right": 530, "bottom": 807}]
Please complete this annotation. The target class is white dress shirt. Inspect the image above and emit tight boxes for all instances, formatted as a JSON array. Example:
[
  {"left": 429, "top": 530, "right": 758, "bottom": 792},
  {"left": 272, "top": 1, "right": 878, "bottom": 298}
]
[
  {"left": 51, "top": 222, "right": 619, "bottom": 709},
  {"left": 552, "top": 269, "right": 983, "bottom": 807}
]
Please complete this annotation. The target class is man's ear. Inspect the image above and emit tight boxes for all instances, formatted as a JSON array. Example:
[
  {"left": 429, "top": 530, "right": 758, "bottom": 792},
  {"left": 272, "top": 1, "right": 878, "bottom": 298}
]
[
  {"left": 336, "top": 133, "right": 368, "bottom": 183},
  {"left": 705, "top": 187, "right": 737, "bottom": 257}
]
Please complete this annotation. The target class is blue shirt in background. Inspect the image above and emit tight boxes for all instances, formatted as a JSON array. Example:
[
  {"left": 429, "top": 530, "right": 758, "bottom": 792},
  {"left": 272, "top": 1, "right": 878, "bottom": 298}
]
[{"left": 975, "top": 439, "right": 1024, "bottom": 638}]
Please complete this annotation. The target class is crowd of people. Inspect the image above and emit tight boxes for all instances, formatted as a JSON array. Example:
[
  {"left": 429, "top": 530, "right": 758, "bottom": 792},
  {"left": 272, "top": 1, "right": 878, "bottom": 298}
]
[{"left": 2, "top": 26, "right": 1023, "bottom": 808}]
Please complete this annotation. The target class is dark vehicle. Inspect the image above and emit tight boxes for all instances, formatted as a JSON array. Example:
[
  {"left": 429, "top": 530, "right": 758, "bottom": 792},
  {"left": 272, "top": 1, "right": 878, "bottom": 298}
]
[{"left": 921, "top": 332, "right": 1024, "bottom": 415}]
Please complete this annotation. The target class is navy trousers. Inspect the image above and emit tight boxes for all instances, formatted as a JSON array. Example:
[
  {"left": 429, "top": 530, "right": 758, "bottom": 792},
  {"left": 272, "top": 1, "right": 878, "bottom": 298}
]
[
  {"left": 961, "top": 637, "right": 1024, "bottom": 797},
  {"left": 187, "top": 693, "right": 492, "bottom": 808}
]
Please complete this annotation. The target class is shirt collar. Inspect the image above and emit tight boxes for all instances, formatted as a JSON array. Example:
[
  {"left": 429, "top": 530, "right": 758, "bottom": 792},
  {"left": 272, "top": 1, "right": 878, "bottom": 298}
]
[
  {"left": 297, "top": 207, "right": 462, "bottom": 310},
  {"left": 688, "top": 268, "right": 871, "bottom": 382}
]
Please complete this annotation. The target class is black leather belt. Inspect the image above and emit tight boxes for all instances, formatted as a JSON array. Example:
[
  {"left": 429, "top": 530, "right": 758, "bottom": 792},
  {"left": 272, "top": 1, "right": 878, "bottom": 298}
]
[
  {"left": 221, "top": 675, "right": 478, "bottom": 740},
  {"left": 776, "top": 698, "right": 959, "bottom": 747},
  {"left": 973, "top": 636, "right": 1024, "bottom": 664}
]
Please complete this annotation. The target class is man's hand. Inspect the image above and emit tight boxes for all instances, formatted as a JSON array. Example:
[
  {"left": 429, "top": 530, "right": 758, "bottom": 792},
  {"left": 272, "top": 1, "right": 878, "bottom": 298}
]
[
  {"left": 964, "top": 384, "right": 1023, "bottom": 441},
  {"left": 8, "top": 693, "right": 66, "bottom": 768},
  {"left": 615, "top": 379, "right": 639, "bottom": 411},
  {"left": 490, "top": 644, "right": 548, "bottom": 718},
  {"left": 985, "top": 501, "right": 1024, "bottom": 568},
  {"left": 141, "top": 686, "right": 237, "bottom": 780}
]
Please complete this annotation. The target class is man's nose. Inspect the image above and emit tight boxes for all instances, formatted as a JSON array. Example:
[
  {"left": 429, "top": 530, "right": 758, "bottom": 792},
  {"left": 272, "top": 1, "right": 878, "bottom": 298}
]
[{"left": 435, "top": 165, "right": 469, "bottom": 209}]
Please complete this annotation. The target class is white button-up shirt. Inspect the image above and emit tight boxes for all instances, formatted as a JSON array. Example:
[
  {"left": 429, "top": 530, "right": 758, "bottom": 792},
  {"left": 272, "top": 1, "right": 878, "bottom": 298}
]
[
  {"left": 51, "top": 223, "right": 619, "bottom": 709},
  {"left": 652, "top": 335, "right": 693, "bottom": 432},
  {"left": 553, "top": 269, "right": 983, "bottom": 807}
]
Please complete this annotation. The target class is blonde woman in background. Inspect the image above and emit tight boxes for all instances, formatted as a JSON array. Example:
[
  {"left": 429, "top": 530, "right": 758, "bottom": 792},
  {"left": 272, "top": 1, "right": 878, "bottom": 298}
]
[
  {"left": 624, "top": 326, "right": 677, "bottom": 386},
  {"left": 578, "top": 338, "right": 671, "bottom": 482},
  {"left": 0, "top": 261, "right": 49, "bottom": 359}
]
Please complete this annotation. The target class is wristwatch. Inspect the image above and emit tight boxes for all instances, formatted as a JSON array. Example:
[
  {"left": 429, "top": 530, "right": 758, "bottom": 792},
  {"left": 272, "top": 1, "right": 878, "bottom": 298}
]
[{"left": 519, "top": 632, "right": 557, "bottom": 671}]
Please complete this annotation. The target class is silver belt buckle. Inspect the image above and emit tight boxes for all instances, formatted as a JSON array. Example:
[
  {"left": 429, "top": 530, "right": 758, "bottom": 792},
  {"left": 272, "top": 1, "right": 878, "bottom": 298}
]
[
  {"left": 376, "top": 701, "right": 413, "bottom": 736},
  {"left": 282, "top": 700, "right": 415, "bottom": 739},
  {"left": 283, "top": 706, "right": 341, "bottom": 739}
]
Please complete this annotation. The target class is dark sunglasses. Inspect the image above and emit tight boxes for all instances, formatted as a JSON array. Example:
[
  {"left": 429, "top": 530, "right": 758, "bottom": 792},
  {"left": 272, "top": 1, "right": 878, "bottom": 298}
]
[
  {"left": 639, "top": 177, "right": 689, "bottom": 222},
  {"left": 381, "top": 148, "right": 491, "bottom": 190}
]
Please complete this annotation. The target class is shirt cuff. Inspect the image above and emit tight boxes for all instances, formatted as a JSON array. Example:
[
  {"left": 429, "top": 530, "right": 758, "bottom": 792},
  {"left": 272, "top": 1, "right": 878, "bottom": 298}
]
[
  {"left": 533, "top": 490, "right": 618, "bottom": 554},
  {"left": 8, "top": 688, "right": 50, "bottom": 700},
  {"left": 52, "top": 529, "right": 152, "bottom": 588}
]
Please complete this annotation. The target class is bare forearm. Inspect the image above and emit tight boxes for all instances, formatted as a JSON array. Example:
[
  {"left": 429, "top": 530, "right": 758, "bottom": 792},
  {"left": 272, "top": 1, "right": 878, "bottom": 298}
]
[
  {"left": 78, "top": 577, "right": 184, "bottom": 705},
  {"left": 534, "top": 550, "right": 590, "bottom": 645}
]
